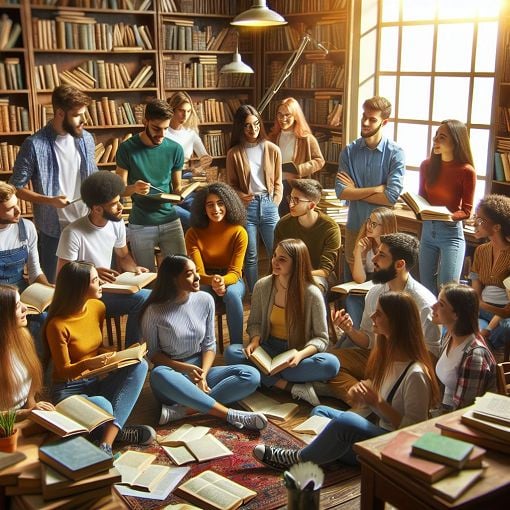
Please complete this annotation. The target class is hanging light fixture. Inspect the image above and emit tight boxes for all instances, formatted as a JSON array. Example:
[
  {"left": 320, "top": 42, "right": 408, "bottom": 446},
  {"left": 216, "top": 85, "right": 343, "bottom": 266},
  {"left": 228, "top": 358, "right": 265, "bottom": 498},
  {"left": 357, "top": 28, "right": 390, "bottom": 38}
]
[
  {"left": 220, "top": 33, "right": 254, "bottom": 74},
  {"left": 231, "top": 1, "right": 287, "bottom": 27}
]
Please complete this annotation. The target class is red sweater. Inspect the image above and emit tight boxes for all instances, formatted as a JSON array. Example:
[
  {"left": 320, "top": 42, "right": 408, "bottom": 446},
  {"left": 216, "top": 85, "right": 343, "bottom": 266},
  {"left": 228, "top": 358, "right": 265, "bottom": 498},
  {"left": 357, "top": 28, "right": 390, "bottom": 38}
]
[{"left": 419, "top": 159, "right": 476, "bottom": 221}]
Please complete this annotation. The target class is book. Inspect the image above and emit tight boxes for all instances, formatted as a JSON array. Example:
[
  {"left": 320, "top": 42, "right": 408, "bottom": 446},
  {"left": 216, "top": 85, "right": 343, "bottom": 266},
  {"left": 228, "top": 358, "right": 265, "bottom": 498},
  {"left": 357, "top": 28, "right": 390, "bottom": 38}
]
[
  {"left": 411, "top": 432, "right": 474, "bottom": 469},
  {"left": 157, "top": 424, "right": 210, "bottom": 446},
  {"left": 292, "top": 416, "right": 331, "bottom": 435},
  {"left": 471, "top": 392, "right": 510, "bottom": 427},
  {"left": 38, "top": 436, "right": 114, "bottom": 482},
  {"left": 142, "top": 181, "right": 202, "bottom": 203},
  {"left": 175, "top": 470, "right": 256, "bottom": 510},
  {"left": 282, "top": 161, "right": 299, "bottom": 174},
  {"left": 330, "top": 280, "right": 374, "bottom": 296},
  {"left": 401, "top": 191, "right": 453, "bottom": 221},
  {"left": 20, "top": 282, "right": 55, "bottom": 314},
  {"left": 246, "top": 346, "right": 298, "bottom": 376},
  {"left": 0, "top": 451, "right": 26, "bottom": 471},
  {"left": 29, "top": 395, "right": 114, "bottom": 437},
  {"left": 101, "top": 271, "right": 156, "bottom": 294},
  {"left": 430, "top": 468, "right": 485, "bottom": 502},
  {"left": 118, "top": 464, "right": 169, "bottom": 492},
  {"left": 461, "top": 409, "right": 510, "bottom": 442},
  {"left": 239, "top": 392, "right": 299, "bottom": 421}
]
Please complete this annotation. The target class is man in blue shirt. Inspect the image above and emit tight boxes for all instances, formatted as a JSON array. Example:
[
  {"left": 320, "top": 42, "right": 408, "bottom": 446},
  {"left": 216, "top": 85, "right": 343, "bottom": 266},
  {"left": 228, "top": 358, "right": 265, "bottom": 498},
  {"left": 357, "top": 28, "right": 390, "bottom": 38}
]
[{"left": 335, "top": 97, "right": 405, "bottom": 279}]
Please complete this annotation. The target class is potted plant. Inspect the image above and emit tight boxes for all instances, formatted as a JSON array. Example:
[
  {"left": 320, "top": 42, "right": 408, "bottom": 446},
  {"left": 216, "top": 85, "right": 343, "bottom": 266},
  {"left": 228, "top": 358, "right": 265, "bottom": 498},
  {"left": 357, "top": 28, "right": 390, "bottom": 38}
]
[{"left": 0, "top": 410, "right": 18, "bottom": 453}]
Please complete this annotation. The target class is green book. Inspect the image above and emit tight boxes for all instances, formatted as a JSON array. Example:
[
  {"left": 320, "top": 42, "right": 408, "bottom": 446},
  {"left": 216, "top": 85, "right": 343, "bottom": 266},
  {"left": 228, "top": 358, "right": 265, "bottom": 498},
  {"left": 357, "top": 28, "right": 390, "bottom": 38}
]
[{"left": 411, "top": 432, "right": 474, "bottom": 469}]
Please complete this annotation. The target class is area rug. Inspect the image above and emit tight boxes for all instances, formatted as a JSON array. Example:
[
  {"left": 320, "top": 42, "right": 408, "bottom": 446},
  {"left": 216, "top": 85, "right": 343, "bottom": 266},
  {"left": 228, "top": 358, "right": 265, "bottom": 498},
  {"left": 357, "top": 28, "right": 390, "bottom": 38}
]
[{"left": 119, "top": 414, "right": 357, "bottom": 510}]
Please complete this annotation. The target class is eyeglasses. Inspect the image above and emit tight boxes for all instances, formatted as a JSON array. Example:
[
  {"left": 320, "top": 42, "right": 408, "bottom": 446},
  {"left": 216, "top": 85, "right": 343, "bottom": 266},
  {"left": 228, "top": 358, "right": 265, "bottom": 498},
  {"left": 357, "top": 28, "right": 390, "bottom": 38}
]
[
  {"left": 366, "top": 218, "right": 382, "bottom": 229},
  {"left": 277, "top": 113, "right": 293, "bottom": 119},
  {"left": 244, "top": 121, "right": 260, "bottom": 130},
  {"left": 473, "top": 216, "right": 487, "bottom": 226},
  {"left": 287, "top": 196, "right": 312, "bottom": 205}
]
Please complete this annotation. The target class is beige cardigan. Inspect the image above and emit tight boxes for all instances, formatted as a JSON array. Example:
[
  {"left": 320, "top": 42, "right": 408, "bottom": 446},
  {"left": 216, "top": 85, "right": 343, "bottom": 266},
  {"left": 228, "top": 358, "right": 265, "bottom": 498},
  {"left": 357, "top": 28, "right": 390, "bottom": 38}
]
[{"left": 275, "top": 132, "right": 325, "bottom": 178}]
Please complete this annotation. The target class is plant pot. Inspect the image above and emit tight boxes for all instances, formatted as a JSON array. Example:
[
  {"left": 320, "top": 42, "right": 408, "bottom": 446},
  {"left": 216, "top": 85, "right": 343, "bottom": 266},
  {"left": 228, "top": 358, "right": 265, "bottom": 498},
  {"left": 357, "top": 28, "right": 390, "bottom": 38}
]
[{"left": 0, "top": 428, "right": 19, "bottom": 453}]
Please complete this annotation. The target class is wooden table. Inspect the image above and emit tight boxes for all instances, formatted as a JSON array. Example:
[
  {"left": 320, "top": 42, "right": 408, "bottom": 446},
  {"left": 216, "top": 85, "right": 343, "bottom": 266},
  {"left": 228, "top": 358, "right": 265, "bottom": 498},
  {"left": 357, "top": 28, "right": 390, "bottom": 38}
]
[{"left": 353, "top": 408, "right": 510, "bottom": 509}]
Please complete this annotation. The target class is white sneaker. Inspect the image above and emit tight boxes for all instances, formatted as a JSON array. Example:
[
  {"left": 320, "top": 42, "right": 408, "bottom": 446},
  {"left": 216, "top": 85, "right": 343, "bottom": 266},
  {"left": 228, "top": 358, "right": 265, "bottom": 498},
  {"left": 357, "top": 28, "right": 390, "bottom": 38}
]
[
  {"left": 226, "top": 409, "right": 268, "bottom": 430},
  {"left": 159, "top": 404, "right": 186, "bottom": 425},
  {"left": 291, "top": 383, "right": 321, "bottom": 406}
]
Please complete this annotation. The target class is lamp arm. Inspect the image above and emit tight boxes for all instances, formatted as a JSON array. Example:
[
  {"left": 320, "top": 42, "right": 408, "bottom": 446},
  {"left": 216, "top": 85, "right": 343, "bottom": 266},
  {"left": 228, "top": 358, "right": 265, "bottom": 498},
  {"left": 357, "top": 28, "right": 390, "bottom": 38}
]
[{"left": 257, "top": 33, "right": 311, "bottom": 114}]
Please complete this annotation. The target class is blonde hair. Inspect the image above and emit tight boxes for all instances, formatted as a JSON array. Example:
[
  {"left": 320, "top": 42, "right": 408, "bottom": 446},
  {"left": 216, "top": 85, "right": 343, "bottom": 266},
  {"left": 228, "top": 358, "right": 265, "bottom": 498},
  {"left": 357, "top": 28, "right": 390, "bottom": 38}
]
[
  {"left": 0, "top": 181, "right": 16, "bottom": 203},
  {"left": 167, "top": 91, "right": 200, "bottom": 132}
]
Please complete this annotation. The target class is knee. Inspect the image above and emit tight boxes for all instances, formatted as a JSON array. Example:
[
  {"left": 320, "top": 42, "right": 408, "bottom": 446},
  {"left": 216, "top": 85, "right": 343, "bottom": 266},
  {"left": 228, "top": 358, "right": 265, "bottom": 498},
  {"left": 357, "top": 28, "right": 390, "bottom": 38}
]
[
  {"left": 311, "top": 405, "right": 334, "bottom": 417},
  {"left": 224, "top": 344, "right": 244, "bottom": 364},
  {"left": 317, "top": 353, "right": 341, "bottom": 378},
  {"left": 237, "top": 365, "right": 261, "bottom": 385}
]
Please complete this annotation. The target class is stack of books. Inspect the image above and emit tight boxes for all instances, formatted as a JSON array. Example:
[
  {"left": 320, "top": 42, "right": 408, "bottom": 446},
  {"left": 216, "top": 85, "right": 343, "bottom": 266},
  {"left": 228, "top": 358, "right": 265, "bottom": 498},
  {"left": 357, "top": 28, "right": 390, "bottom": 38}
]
[{"left": 316, "top": 188, "right": 347, "bottom": 222}]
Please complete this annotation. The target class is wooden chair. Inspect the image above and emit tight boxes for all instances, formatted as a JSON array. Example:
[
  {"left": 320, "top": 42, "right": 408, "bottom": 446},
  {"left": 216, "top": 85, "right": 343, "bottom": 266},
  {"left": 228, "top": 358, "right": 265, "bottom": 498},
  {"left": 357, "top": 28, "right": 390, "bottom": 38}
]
[
  {"left": 105, "top": 315, "right": 123, "bottom": 350},
  {"left": 215, "top": 301, "right": 227, "bottom": 354},
  {"left": 496, "top": 362, "right": 510, "bottom": 396}
]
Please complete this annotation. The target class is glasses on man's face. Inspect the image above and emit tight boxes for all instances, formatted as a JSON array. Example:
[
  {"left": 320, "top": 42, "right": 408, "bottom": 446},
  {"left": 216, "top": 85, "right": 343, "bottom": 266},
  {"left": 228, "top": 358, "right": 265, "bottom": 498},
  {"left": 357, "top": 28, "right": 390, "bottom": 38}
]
[
  {"left": 244, "top": 121, "right": 260, "bottom": 130},
  {"left": 473, "top": 216, "right": 487, "bottom": 226},
  {"left": 287, "top": 196, "right": 312, "bottom": 205},
  {"left": 366, "top": 218, "right": 382, "bottom": 229}
]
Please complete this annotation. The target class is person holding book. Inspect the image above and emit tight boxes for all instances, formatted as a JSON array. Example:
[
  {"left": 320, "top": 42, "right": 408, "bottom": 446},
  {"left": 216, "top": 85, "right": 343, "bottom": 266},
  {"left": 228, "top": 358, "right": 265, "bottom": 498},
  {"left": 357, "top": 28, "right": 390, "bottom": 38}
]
[
  {"left": 226, "top": 105, "right": 282, "bottom": 293},
  {"left": 116, "top": 99, "right": 186, "bottom": 271},
  {"left": 10, "top": 85, "right": 97, "bottom": 283},
  {"left": 470, "top": 194, "right": 510, "bottom": 351},
  {"left": 44, "top": 261, "right": 155, "bottom": 456},
  {"left": 269, "top": 97, "right": 325, "bottom": 216},
  {"left": 0, "top": 284, "right": 54, "bottom": 419},
  {"left": 140, "top": 255, "right": 266, "bottom": 430},
  {"left": 253, "top": 291, "right": 439, "bottom": 469},
  {"left": 418, "top": 120, "right": 476, "bottom": 295},
  {"left": 432, "top": 283, "right": 496, "bottom": 412},
  {"left": 224, "top": 239, "right": 340, "bottom": 407},
  {"left": 185, "top": 182, "right": 247, "bottom": 344}
]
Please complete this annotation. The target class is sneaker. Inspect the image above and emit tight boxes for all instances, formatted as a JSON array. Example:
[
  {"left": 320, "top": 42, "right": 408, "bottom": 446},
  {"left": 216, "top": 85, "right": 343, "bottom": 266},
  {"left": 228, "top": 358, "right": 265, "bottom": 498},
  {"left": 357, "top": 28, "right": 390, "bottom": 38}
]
[
  {"left": 253, "top": 444, "right": 300, "bottom": 470},
  {"left": 116, "top": 425, "right": 156, "bottom": 445},
  {"left": 291, "top": 382, "right": 321, "bottom": 406},
  {"left": 98, "top": 442, "right": 113, "bottom": 457},
  {"left": 226, "top": 409, "right": 268, "bottom": 430},
  {"left": 159, "top": 404, "right": 187, "bottom": 425}
]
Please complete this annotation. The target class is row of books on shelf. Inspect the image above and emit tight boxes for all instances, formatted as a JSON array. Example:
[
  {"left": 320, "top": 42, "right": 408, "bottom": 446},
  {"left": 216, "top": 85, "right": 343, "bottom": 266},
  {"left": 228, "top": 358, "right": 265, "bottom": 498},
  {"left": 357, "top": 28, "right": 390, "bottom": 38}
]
[
  {"left": 317, "top": 131, "right": 342, "bottom": 163},
  {"left": 0, "top": 98, "right": 29, "bottom": 133},
  {"left": 202, "top": 129, "right": 229, "bottom": 158},
  {"left": 493, "top": 152, "right": 510, "bottom": 182},
  {"left": 267, "top": 60, "right": 345, "bottom": 90},
  {"left": 194, "top": 97, "right": 245, "bottom": 124},
  {"left": 31, "top": 0, "right": 153, "bottom": 9},
  {"left": 95, "top": 133, "right": 131, "bottom": 164},
  {"left": 0, "top": 13, "right": 22, "bottom": 51},
  {"left": 316, "top": 187, "right": 347, "bottom": 222},
  {"left": 160, "top": 0, "right": 248, "bottom": 15},
  {"left": 0, "top": 57, "right": 24, "bottom": 91},
  {"left": 162, "top": 22, "right": 239, "bottom": 52},
  {"left": 0, "top": 141, "right": 20, "bottom": 173},
  {"left": 270, "top": 0, "right": 348, "bottom": 12}
]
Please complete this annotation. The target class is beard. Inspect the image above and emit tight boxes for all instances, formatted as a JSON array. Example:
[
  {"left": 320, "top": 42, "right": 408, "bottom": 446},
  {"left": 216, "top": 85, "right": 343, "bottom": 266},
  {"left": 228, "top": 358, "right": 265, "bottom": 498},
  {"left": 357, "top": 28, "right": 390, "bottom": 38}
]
[
  {"left": 372, "top": 264, "right": 397, "bottom": 284},
  {"left": 361, "top": 121, "right": 383, "bottom": 139},
  {"left": 145, "top": 125, "right": 163, "bottom": 145},
  {"left": 103, "top": 210, "right": 122, "bottom": 222},
  {"left": 63, "top": 115, "right": 84, "bottom": 138}
]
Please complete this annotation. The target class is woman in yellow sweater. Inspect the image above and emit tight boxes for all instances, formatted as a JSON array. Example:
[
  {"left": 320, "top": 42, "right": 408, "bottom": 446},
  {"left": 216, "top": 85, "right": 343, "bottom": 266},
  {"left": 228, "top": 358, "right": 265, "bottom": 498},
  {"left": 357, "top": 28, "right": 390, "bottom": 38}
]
[{"left": 185, "top": 183, "right": 247, "bottom": 344}]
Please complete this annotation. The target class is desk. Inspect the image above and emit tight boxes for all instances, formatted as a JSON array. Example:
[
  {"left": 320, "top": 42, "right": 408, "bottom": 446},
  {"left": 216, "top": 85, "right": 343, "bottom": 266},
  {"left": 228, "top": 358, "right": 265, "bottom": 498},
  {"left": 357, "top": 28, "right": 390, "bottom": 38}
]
[{"left": 353, "top": 408, "right": 510, "bottom": 510}]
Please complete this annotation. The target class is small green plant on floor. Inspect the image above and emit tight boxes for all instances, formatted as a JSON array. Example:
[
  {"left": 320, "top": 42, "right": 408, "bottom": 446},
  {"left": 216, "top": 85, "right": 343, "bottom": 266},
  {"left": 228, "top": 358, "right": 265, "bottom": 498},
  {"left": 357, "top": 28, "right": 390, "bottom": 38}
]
[{"left": 0, "top": 410, "right": 16, "bottom": 437}]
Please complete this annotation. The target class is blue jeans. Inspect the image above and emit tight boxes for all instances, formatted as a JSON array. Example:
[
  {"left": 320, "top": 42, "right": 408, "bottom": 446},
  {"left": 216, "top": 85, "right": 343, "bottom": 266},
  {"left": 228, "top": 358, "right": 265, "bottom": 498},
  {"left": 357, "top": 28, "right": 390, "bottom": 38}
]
[
  {"left": 174, "top": 205, "right": 191, "bottom": 232},
  {"left": 150, "top": 354, "right": 260, "bottom": 413},
  {"left": 101, "top": 289, "right": 150, "bottom": 347},
  {"left": 479, "top": 308, "right": 510, "bottom": 350},
  {"left": 224, "top": 337, "right": 340, "bottom": 387},
  {"left": 51, "top": 359, "right": 148, "bottom": 430},
  {"left": 128, "top": 219, "right": 186, "bottom": 271},
  {"left": 38, "top": 231, "right": 60, "bottom": 284},
  {"left": 345, "top": 294, "right": 364, "bottom": 330},
  {"left": 300, "top": 406, "right": 386, "bottom": 466},
  {"left": 419, "top": 220, "right": 465, "bottom": 296},
  {"left": 245, "top": 195, "right": 279, "bottom": 292},
  {"left": 202, "top": 279, "right": 245, "bottom": 344}
]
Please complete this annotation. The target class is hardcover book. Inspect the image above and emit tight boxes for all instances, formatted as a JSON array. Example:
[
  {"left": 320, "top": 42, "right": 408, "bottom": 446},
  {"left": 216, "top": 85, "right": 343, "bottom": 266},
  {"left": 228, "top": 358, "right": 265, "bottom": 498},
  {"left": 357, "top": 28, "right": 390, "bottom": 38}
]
[
  {"left": 411, "top": 432, "right": 474, "bottom": 469},
  {"left": 246, "top": 346, "right": 298, "bottom": 376}
]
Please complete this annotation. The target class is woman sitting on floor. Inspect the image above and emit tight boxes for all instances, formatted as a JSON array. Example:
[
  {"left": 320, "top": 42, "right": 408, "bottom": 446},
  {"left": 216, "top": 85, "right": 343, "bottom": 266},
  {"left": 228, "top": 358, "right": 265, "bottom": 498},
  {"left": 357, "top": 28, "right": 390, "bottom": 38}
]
[
  {"left": 253, "top": 292, "right": 439, "bottom": 469},
  {"left": 185, "top": 182, "right": 247, "bottom": 344},
  {"left": 432, "top": 283, "right": 496, "bottom": 412},
  {"left": 44, "top": 261, "right": 154, "bottom": 456},
  {"left": 140, "top": 254, "right": 266, "bottom": 430},
  {"left": 225, "top": 238, "right": 340, "bottom": 407}
]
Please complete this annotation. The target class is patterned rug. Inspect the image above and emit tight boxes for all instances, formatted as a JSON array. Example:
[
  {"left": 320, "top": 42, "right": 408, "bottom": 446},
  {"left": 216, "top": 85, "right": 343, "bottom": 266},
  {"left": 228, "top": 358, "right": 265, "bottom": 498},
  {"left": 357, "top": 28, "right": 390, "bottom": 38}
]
[{"left": 119, "top": 414, "right": 358, "bottom": 510}]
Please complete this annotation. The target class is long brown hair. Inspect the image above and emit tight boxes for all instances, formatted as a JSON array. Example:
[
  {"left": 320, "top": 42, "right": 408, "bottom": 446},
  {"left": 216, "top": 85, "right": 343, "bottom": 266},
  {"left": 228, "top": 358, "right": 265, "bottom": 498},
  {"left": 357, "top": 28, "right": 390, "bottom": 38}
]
[
  {"left": 354, "top": 206, "right": 398, "bottom": 253},
  {"left": 269, "top": 97, "right": 312, "bottom": 141},
  {"left": 0, "top": 284, "right": 43, "bottom": 410},
  {"left": 365, "top": 292, "right": 440, "bottom": 405}
]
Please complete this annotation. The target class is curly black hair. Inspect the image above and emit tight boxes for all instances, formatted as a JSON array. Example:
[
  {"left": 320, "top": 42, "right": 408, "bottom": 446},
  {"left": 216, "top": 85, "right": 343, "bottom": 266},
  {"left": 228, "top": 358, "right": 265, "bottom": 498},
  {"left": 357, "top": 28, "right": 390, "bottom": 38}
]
[
  {"left": 80, "top": 171, "right": 125, "bottom": 208},
  {"left": 190, "top": 182, "right": 246, "bottom": 229},
  {"left": 380, "top": 233, "right": 419, "bottom": 269},
  {"left": 477, "top": 194, "right": 510, "bottom": 239}
]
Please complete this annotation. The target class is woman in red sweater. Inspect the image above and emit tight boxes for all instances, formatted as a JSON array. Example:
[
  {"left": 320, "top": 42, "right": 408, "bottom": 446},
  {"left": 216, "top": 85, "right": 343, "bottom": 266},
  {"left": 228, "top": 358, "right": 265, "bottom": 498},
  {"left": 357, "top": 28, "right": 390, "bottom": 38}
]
[{"left": 418, "top": 119, "right": 476, "bottom": 295}]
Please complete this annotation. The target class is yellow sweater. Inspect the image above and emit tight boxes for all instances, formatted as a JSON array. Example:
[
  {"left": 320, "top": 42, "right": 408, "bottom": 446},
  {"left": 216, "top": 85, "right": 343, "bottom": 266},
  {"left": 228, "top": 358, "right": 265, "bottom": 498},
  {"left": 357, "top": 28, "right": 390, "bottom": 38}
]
[{"left": 185, "top": 221, "right": 248, "bottom": 286}]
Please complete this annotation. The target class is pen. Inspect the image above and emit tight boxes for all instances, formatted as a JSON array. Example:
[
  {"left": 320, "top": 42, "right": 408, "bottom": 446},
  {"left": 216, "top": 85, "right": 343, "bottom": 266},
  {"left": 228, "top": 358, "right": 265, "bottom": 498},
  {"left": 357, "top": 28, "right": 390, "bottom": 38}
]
[
  {"left": 67, "top": 197, "right": 82, "bottom": 205},
  {"left": 149, "top": 184, "right": 167, "bottom": 194}
]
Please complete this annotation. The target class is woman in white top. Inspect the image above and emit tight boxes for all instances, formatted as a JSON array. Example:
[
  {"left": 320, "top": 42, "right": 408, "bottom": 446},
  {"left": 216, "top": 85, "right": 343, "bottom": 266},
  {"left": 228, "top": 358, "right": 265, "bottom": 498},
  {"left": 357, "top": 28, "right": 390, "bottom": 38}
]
[{"left": 253, "top": 291, "right": 439, "bottom": 469}]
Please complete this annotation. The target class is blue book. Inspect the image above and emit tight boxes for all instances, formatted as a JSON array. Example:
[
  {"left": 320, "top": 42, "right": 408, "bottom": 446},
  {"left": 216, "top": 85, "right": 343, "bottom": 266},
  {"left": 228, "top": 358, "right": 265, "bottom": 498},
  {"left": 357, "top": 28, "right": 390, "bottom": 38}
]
[{"left": 494, "top": 152, "right": 505, "bottom": 182}]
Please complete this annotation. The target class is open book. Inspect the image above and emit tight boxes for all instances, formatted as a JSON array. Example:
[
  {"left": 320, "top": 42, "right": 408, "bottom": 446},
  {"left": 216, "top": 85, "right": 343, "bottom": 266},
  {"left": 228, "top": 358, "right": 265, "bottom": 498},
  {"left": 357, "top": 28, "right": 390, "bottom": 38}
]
[
  {"left": 114, "top": 451, "right": 171, "bottom": 492},
  {"left": 471, "top": 392, "right": 510, "bottom": 427},
  {"left": 20, "top": 283, "right": 55, "bottom": 315},
  {"left": 101, "top": 271, "right": 156, "bottom": 294},
  {"left": 282, "top": 161, "right": 299, "bottom": 174},
  {"left": 246, "top": 346, "right": 297, "bottom": 376},
  {"left": 401, "top": 191, "right": 453, "bottom": 221},
  {"left": 143, "top": 181, "right": 202, "bottom": 203},
  {"left": 29, "top": 395, "right": 114, "bottom": 437},
  {"left": 240, "top": 392, "right": 298, "bottom": 421},
  {"left": 176, "top": 470, "right": 256, "bottom": 510},
  {"left": 330, "top": 280, "right": 374, "bottom": 296}
]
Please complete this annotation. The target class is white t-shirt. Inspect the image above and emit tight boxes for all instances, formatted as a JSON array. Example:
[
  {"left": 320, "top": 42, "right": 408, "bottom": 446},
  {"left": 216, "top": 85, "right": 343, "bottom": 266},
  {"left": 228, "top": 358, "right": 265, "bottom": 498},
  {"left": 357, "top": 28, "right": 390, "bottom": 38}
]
[
  {"left": 278, "top": 130, "right": 296, "bottom": 163},
  {"left": 56, "top": 215, "right": 126, "bottom": 268},
  {"left": 165, "top": 126, "right": 207, "bottom": 165},
  {"left": 245, "top": 143, "right": 267, "bottom": 195},
  {"left": 11, "top": 353, "right": 31, "bottom": 410}
]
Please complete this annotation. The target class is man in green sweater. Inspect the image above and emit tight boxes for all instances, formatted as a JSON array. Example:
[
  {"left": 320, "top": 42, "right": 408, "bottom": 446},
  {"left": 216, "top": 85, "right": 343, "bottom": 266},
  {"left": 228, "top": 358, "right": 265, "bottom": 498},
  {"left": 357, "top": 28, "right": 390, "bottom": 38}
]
[{"left": 273, "top": 179, "right": 341, "bottom": 292}]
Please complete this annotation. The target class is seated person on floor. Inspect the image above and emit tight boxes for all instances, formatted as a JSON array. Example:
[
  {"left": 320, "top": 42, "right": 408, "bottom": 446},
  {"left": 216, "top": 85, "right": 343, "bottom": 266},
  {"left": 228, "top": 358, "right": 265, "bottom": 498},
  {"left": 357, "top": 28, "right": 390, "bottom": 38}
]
[
  {"left": 224, "top": 238, "right": 340, "bottom": 407},
  {"left": 140, "top": 255, "right": 266, "bottom": 431}
]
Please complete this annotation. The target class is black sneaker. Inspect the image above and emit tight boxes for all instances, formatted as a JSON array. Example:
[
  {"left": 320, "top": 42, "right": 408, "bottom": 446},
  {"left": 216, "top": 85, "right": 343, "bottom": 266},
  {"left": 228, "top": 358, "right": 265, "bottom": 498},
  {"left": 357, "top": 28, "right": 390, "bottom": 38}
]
[
  {"left": 252, "top": 444, "right": 300, "bottom": 470},
  {"left": 116, "top": 425, "right": 156, "bottom": 445}
]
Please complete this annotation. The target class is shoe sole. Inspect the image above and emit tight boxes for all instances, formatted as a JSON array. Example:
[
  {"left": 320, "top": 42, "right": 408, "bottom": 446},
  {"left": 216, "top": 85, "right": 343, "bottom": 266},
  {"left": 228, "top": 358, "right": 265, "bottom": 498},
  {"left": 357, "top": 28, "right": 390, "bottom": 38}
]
[{"left": 252, "top": 450, "right": 288, "bottom": 471}]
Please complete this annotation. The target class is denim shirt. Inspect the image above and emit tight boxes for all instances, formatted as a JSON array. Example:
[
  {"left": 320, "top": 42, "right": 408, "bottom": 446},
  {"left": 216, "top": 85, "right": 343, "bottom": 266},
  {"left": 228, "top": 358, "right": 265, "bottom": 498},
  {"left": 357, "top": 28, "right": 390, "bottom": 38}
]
[{"left": 10, "top": 123, "right": 97, "bottom": 238}]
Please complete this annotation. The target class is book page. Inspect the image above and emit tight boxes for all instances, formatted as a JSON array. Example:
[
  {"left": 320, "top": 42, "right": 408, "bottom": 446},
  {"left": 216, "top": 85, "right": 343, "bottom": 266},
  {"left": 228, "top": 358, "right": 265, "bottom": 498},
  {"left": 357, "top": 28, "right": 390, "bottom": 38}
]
[
  {"left": 240, "top": 391, "right": 279, "bottom": 413},
  {"left": 30, "top": 410, "right": 84, "bottom": 435},
  {"left": 199, "top": 471, "right": 256, "bottom": 500},
  {"left": 270, "top": 349, "right": 298, "bottom": 373},
  {"left": 158, "top": 424, "right": 210, "bottom": 445},
  {"left": 130, "top": 465, "right": 168, "bottom": 492},
  {"left": 162, "top": 446, "right": 196, "bottom": 466},
  {"left": 20, "top": 283, "right": 54, "bottom": 314},
  {"left": 474, "top": 393, "right": 510, "bottom": 421},
  {"left": 293, "top": 415, "right": 331, "bottom": 435},
  {"left": 55, "top": 395, "right": 114, "bottom": 430},
  {"left": 249, "top": 346, "right": 272, "bottom": 374},
  {"left": 185, "top": 434, "right": 232, "bottom": 462},
  {"left": 110, "top": 343, "right": 147, "bottom": 363},
  {"left": 113, "top": 272, "right": 156, "bottom": 288},
  {"left": 114, "top": 451, "right": 156, "bottom": 471},
  {"left": 265, "top": 402, "right": 298, "bottom": 420}
]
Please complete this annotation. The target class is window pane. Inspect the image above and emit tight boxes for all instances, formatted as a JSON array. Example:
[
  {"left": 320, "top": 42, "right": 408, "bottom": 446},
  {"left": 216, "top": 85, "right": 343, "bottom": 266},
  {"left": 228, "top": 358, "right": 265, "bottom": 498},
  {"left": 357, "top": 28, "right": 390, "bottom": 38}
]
[
  {"left": 471, "top": 78, "right": 494, "bottom": 125},
  {"left": 401, "top": 25, "right": 434, "bottom": 72},
  {"left": 403, "top": 168, "right": 420, "bottom": 194},
  {"left": 402, "top": 0, "right": 436, "bottom": 21},
  {"left": 399, "top": 77, "right": 431, "bottom": 120},
  {"left": 360, "top": 29, "right": 377, "bottom": 83},
  {"left": 438, "top": 0, "right": 477, "bottom": 18},
  {"left": 381, "top": 0, "right": 399, "bottom": 22},
  {"left": 378, "top": 75, "right": 396, "bottom": 115},
  {"left": 475, "top": 22, "right": 498, "bottom": 73},
  {"left": 385, "top": 121, "right": 397, "bottom": 142},
  {"left": 395, "top": 123, "right": 429, "bottom": 167},
  {"left": 469, "top": 128, "right": 490, "bottom": 178},
  {"left": 380, "top": 26, "right": 399, "bottom": 72},
  {"left": 436, "top": 24, "right": 473, "bottom": 72},
  {"left": 432, "top": 77, "right": 469, "bottom": 122}
]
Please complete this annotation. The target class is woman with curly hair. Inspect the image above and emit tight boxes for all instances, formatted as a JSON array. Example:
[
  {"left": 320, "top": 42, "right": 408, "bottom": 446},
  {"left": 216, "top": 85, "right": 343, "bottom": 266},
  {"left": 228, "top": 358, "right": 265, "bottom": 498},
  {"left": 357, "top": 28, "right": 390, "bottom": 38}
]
[
  {"left": 470, "top": 194, "right": 510, "bottom": 350},
  {"left": 185, "top": 182, "right": 247, "bottom": 344},
  {"left": 226, "top": 105, "right": 282, "bottom": 292},
  {"left": 269, "top": 97, "right": 325, "bottom": 216}
]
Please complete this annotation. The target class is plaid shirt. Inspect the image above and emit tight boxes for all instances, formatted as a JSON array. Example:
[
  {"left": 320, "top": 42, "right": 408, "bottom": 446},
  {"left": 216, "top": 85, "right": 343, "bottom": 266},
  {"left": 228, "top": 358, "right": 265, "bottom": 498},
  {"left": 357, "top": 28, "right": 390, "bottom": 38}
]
[{"left": 10, "top": 123, "right": 97, "bottom": 238}]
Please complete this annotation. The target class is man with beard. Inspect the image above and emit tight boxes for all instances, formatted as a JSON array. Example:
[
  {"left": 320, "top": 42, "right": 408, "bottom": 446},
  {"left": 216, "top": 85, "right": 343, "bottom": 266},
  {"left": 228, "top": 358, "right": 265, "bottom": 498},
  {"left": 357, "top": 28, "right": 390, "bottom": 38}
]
[
  {"left": 10, "top": 85, "right": 97, "bottom": 283},
  {"left": 116, "top": 99, "right": 186, "bottom": 272},
  {"left": 56, "top": 172, "right": 150, "bottom": 347},
  {"left": 317, "top": 233, "right": 440, "bottom": 405},
  {"left": 335, "top": 97, "right": 405, "bottom": 280}
]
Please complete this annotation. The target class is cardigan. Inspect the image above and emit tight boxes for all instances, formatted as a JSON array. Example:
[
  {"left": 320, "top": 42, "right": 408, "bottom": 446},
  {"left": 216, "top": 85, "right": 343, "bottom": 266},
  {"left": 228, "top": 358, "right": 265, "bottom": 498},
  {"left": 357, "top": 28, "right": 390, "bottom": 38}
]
[{"left": 274, "top": 132, "right": 325, "bottom": 178}]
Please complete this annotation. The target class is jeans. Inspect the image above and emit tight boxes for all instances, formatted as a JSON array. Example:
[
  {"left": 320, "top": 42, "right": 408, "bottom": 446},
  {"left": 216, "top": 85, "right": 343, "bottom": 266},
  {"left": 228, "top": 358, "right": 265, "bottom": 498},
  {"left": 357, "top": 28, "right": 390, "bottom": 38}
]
[
  {"left": 101, "top": 289, "right": 150, "bottom": 347},
  {"left": 278, "top": 180, "right": 292, "bottom": 217},
  {"left": 128, "top": 219, "right": 186, "bottom": 271},
  {"left": 245, "top": 195, "right": 279, "bottom": 292},
  {"left": 224, "top": 336, "right": 340, "bottom": 388},
  {"left": 300, "top": 406, "right": 387, "bottom": 466},
  {"left": 202, "top": 279, "right": 245, "bottom": 344},
  {"left": 150, "top": 354, "right": 260, "bottom": 413},
  {"left": 51, "top": 359, "right": 148, "bottom": 430},
  {"left": 174, "top": 205, "right": 191, "bottom": 232},
  {"left": 479, "top": 308, "right": 510, "bottom": 350},
  {"left": 38, "top": 231, "right": 60, "bottom": 284},
  {"left": 345, "top": 294, "right": 364, "bottom": 330},
  {"left": 419, "top": 220, "right": 465, "bottom": 296}
]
